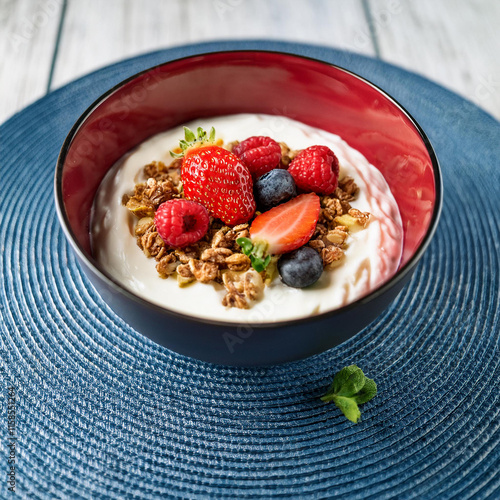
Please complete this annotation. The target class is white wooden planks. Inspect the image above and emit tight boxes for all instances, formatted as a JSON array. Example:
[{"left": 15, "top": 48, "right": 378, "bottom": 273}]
[
  {"left": 370, "top": 0, "right": 500, "bottom": 118},
  {"left": 0, "top": 0, "right": 499, "bottom": 123},
  {"left": 0, "top": 0, "right": 63, "bottom": 123},
  {"left": 50, "top": 0, "right": 374, "bottom": 89}
]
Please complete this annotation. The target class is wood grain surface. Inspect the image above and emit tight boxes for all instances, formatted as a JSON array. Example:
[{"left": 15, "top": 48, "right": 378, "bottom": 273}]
[{"left": 1, "top": 0, "right": 499, "bottom": 124}]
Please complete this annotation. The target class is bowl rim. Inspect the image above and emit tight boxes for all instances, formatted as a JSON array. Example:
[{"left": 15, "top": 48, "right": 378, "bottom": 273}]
[{"left": 54, "top": 49, "right": 443, "bottom": 329}]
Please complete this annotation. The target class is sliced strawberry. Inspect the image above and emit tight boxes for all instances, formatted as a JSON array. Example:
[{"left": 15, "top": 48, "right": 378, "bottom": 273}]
[{"left": 250, "top": 192, "right": 320, "bottom": 254}]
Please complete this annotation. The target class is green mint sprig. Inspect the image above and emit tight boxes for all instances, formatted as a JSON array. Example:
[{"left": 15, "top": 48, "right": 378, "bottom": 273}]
[
  {"left": 170, "top": 126, "right": 216, "bottom": 158},
  {"left": 320, "top": 365, "right": 377, "bottom": 423},
  {"left": 236, "top": 237, "right": 272, "bottom": 273}
]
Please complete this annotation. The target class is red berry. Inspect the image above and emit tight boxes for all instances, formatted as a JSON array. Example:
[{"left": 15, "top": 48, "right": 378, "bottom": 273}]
[
  {"left": 182, "top": 145, "right": 255, "bottom": 225},
  {"left": 154, "top": 199, "right": 209, "bottom": 248},
  {"left": 232, "top": 136, "right": 281, "bottom": 179},
  {"left": 249, "top": 193, "right": 320, "bottom": 255},
  {"left": 288, "top": 145, "right": 339, "bottom": 195}
]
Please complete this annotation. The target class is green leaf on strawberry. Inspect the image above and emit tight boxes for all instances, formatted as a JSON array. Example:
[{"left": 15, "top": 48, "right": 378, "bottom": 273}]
[
  {"left": 170, "top": 126, "right": 217, "bottom": 158},
  {"left": 184, "top": 127, "right": 196, "bottom": 142}
]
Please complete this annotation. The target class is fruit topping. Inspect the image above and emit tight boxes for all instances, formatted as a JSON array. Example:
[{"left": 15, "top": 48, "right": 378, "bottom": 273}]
[
  {"left": 232, "top": 136, "right": 282, "bottom": 179},
  {"left": 237, "top": 192, "right": 320, "bottom": 271},
  {"left": 154, "top": 199, "right": 209, "bottom": 248},
  {"left": 278, "top": 246, "right": 324, "bottom": 288},
  {"left": 174, "top": 127, "right": 256, "bottom": 225},
  {"left": 335, "top": 210, "right": 370, "bottom": 231},
  {"left": 254, "top": 169, "right": 297, "bottom": 211},
  {"left": 288, "top": 145, "right": 339, "bottom": 195}
]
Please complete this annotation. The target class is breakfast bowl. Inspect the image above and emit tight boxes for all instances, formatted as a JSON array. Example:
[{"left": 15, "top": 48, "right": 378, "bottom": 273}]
[{"left": 55, "top": 50, "right": 442, "bottom": 366}]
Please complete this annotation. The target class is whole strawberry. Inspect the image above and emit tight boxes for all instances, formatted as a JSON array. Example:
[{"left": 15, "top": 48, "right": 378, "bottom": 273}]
[
  {"left": 232, "top": 136, "right": 281, "bottom": 179},
  {"left": 288, "top": 145, "right": 339, "bottom": 195},
  {"left": 173, "top": 127, "right": 256, "bottom": 225}
]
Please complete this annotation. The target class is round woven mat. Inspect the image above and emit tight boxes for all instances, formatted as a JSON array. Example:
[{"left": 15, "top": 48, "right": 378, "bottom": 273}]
[{"left": 1, "top": 41, "right": 499, "bottom": 499}]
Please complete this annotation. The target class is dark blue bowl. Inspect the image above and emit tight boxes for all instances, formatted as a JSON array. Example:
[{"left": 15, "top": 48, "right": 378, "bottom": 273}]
[{"left": 55, "top": 51, "right": 442, "bottom": 366}]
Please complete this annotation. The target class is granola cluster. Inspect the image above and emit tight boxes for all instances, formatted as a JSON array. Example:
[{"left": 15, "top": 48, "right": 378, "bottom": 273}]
[
  {"left": 122, "top": 143, "right": 370, "bottom": 309},
  {"left": 309, "top": 178, "right": 370, "bottom": 270}
]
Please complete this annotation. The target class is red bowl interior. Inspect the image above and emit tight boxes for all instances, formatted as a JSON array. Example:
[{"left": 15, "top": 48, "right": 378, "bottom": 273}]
[{"left": 59, "top": 51, "right": 438, "bottom": 270}]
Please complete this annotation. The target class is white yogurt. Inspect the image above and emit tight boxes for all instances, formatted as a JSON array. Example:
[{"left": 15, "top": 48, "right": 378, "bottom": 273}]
[{"left": 91, "top": 114, "right": 403, "bottom": 323}]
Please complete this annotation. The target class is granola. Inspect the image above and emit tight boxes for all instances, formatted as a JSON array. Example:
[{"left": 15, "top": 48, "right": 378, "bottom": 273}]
[{"left": 123, "top": 145, "right": 371, "bottom": 309}]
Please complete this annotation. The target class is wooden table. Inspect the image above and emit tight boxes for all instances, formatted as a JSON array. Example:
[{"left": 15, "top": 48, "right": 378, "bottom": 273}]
[{"left": 1, "top": 0, "right": 499, "bottom": 124}]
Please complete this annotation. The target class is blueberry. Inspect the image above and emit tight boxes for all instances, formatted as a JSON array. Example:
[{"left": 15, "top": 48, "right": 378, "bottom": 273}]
[
  {"left": 278, "top": 246, "right": 323, "bottom": 288},
  {"left": 254, "top": 169, "right": 297, "bottom": 211}
]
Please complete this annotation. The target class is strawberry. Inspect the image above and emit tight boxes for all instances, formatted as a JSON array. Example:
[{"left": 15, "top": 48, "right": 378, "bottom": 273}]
[
  {"left": 173, "top": 127, "right": 256, "bottom": 225},
  {"left": 232, "top": 136, "right": 281, "bottom": 179},
  {"left": 155, "top": 199, "right": 209, "bottom": 248},
  {"left": 288, "top": 145, "right": 339, "bottom": 195},
  {"left": 237, "top": 193, "right": 320, "bottom": 271}
]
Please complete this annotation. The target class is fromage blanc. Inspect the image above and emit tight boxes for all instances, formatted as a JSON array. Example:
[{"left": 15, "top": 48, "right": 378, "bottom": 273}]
[{"left": 91, "top": 114, "right": 403, "bottom": 323}]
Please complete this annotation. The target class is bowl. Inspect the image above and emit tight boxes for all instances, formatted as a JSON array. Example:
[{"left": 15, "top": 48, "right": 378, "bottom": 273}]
[{"left": 55, "top": 50, "right": 442, "bottom": 366}]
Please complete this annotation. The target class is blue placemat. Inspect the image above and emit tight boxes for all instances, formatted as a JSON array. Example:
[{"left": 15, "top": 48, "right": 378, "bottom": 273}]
[{"left": 1, "top": 41, "right": 499, "bottom": 499}]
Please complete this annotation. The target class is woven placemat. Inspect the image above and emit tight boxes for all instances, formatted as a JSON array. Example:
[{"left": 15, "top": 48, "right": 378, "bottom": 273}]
[{"left": 1, "top": 41, "right": 499, "bottom": 499}]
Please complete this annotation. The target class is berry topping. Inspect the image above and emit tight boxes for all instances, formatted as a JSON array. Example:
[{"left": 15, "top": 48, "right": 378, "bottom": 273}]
[
  {"left": 249, "top": 192, "right": 320, "bottom": 254},
  {"left": 278, "top": 246, "right": 324, "bottom": 288},
  {"left": 232, "top": 136, "right": 282, "bottom": 179},
  {"left": 154, "top": 199, "right": 209, "bottom": 248},
  {"left": 288, "top": 145, "right": 339, "bottom": 195},
  {"left": 237, "top": 193, "right": 320, "bottom": 271},
  {"left": 254, "top": 169, "right": 297, "bottom": 211},
  {"left": 175, "top": 127, "right": 256, "bottom": 225}
]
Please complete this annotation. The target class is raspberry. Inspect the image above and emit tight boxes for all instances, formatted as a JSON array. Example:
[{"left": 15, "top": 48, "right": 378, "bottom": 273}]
[
  {"left": 154, "top": 199, "right": 209, "bottom": 248},
  {"left": 232, "top": 136, "right": 281, "bottom": 179},
  {"left": 288, "top": 145, "right": 339, "bottom": 195}
]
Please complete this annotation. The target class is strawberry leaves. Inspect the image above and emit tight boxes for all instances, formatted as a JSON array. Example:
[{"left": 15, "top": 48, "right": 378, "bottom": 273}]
[
  {"left": 170, "top": 126, "right": 216, "bottom": 158},
  {"left": 320, "top": 365, "right": 377, "bottom": 423}
]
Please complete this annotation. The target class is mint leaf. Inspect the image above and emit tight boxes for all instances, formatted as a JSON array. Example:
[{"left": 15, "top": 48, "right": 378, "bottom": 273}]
[
  {"left": 333, "top": 396, "right": 361, "bottom": 423},
  {"left": 248, "top": 254, "right": 271, "bottom": 273},
  {"left": 330, "top": 365, "right": 366, "bottom": 397},
  {"left": 236, "top": 237, "right": 253, "bottom": 255},
  {"left": 249, "top": 256, "right": 264, "bottom": 272},
  {"left": 320, "top": 393, "right": 336, "bottom": 403},
  {"left": 353, "top": 377, "right": 377, "bottom": 404},
  {"left": 320, "top": 365, "right": 377, "bottom": 424},
  {"left": 236, "top": 237, "right": 271, "bottom": 272}
]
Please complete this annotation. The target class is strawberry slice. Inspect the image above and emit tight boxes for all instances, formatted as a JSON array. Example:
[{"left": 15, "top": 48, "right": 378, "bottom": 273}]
[{"left": 237, "top": 193, "right": 320, "bottom": 271}]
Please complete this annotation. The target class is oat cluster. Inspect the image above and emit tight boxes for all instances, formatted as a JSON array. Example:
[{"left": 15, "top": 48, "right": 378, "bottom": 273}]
[{"left": 122, "top": 143, "right": 370, "bottom": 309}]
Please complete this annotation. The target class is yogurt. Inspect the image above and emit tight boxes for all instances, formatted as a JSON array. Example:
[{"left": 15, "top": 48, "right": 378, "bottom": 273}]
[{"left": 91, "top": 114, "right": 403, "bottom": 323}]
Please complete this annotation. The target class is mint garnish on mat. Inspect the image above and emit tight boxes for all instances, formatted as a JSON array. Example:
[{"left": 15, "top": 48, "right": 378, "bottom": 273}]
[{"left": 320, "top": 365, "right": 377, "bottom": 423}]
